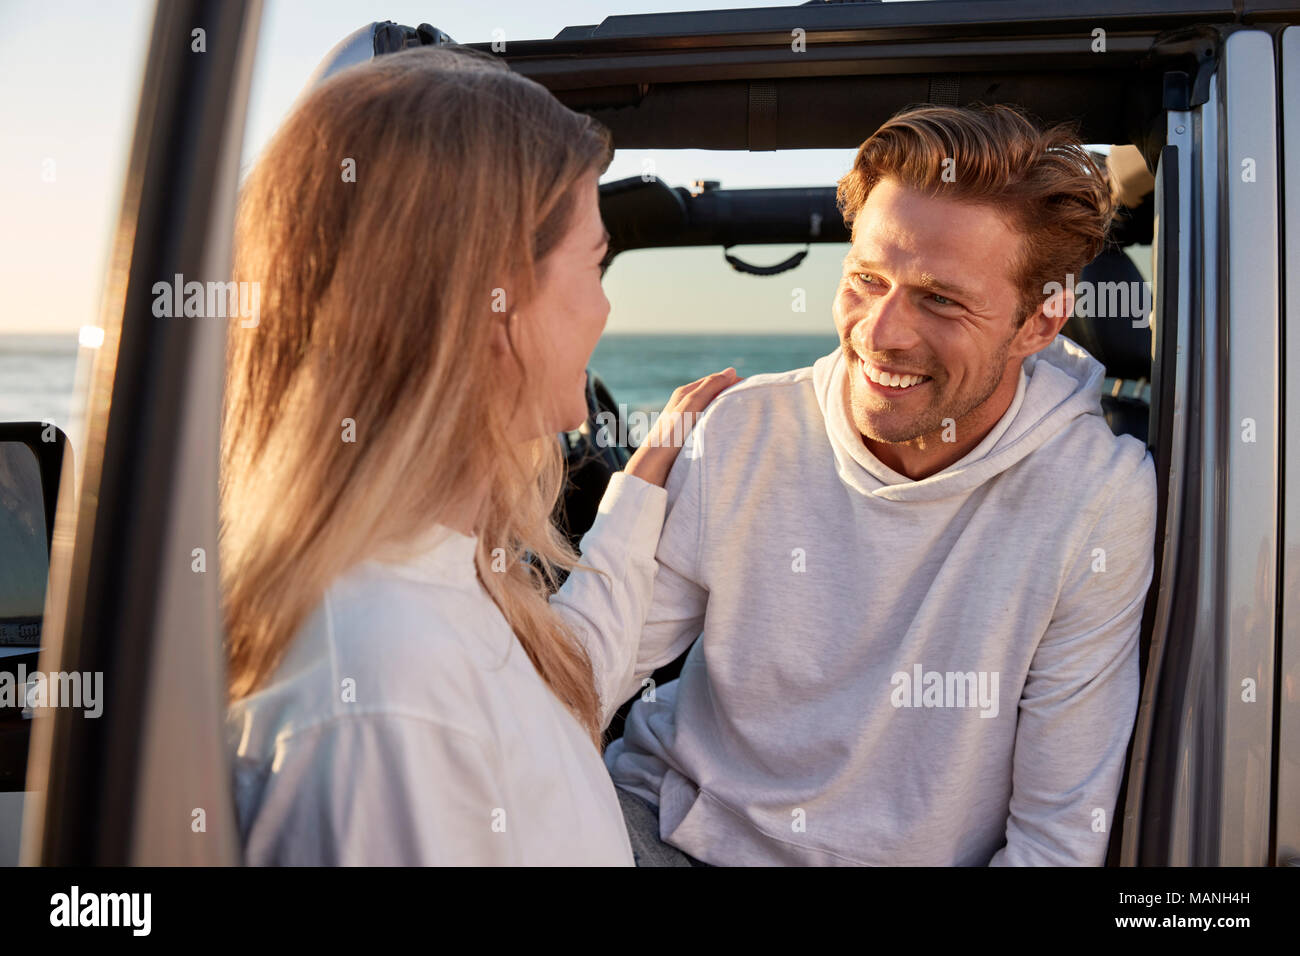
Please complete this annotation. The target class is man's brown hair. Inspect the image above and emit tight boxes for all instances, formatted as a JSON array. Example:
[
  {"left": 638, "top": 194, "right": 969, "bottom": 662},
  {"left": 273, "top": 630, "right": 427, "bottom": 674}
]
[{"left": 835, "top": 103, "right": 1115, "bottom": 326}]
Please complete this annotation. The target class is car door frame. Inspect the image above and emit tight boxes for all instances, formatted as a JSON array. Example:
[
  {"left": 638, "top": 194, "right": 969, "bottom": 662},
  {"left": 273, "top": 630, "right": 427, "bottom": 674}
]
[
  {"left": 1273, "top": 23, "right": 1300, "bottom": 868},
  {"left": 1122, "top": 27, "right": 1282, "bottom": 866},
  {"left": 20, "top": 0, "right": 261, "bottom": 865}
]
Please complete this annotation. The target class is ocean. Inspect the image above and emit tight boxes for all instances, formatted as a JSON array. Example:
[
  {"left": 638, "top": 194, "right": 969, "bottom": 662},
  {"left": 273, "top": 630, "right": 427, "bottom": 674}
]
[
  {"left": 0, "top": 333, "right": 840, "bottom": 442},
  {"left": 589, "top": 333, "right": 838, "bottom": 413},
  {"left": 0, "top": 334, "right": 83, "bottom": 440}
]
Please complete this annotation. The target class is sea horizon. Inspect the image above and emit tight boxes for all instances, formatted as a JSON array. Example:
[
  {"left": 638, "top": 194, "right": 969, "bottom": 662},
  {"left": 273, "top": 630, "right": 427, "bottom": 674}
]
[{"left": 0, "top": 330, "right": 842, "bottom": 434}]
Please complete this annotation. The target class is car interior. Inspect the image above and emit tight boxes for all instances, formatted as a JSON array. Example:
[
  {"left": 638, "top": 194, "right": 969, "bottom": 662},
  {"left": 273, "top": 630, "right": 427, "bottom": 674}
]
[{"left": 431, "top": 2, "right": 1178, "bottom": 866}]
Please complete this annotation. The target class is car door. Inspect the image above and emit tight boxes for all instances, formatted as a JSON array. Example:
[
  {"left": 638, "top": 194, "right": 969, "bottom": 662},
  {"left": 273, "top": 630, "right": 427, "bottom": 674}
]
[
  {"left": 1274, "top": 23, "right": 1300, "bottom": 868},
  {"left": 18, "top": 0, "right": 261, "bottom": 865},
  {"left": 1121, "top": 26, "right": 1282, "bottom": 867}
]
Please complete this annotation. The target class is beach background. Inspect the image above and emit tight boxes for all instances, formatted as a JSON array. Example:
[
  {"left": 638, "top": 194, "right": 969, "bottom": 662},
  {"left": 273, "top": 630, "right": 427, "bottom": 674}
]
[
  {"left": 0, "top": 334, "right": 82, "bottom": 442},
  {"left": 589, "top": 333, "right": 837, "bottom": 412},
  {"left": 0, "top": 332, "right": 840, "bottom": 457}
]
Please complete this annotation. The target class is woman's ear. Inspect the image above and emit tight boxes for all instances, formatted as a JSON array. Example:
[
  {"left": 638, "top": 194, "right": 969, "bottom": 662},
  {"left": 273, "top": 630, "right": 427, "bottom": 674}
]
[
  {"left": 490, "top": 310, "right": 515, "bottom": 359},
  {"left": 492, "top": 312, "right": 530, "bottom": 394}
]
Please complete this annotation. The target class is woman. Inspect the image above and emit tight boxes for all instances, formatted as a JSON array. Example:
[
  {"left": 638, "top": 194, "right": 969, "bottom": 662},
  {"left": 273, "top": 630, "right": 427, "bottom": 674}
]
[{"left": 221, "top": 45, "right": 736, "bottom": 864}]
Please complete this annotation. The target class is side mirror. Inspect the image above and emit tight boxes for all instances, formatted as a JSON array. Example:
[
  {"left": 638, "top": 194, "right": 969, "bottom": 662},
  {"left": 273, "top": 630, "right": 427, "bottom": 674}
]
[{"left": 0, "top": 422, "right": 71, "bottom": 792}]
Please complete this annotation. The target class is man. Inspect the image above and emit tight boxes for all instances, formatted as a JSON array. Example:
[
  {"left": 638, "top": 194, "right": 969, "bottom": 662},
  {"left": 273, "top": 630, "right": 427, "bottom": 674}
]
[{"left": 563, "top": 103, "right": 1158, "bottom": 866}]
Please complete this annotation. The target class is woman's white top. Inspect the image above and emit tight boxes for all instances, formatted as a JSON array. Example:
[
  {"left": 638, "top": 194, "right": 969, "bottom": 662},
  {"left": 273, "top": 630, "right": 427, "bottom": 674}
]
[{"left": 227, "top": 472, "right": 667, "bottom": 865}]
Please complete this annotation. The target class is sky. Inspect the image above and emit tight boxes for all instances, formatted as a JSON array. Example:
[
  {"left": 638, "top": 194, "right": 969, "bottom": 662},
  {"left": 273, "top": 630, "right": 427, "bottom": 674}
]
[{"left": 0, "top": 0, "right": 884, "bottom": 337}]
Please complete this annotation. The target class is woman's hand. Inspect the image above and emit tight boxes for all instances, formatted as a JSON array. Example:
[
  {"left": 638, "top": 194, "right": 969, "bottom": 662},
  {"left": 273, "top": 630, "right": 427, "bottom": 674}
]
[{"left": 623, "top": 368, "right": 741, "bottom": 488}]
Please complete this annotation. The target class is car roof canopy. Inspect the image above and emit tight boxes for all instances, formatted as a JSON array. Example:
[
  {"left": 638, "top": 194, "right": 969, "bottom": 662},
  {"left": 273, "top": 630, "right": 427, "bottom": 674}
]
[{"left": 461, "top": 0, "right": 1300, "bottom": 167}]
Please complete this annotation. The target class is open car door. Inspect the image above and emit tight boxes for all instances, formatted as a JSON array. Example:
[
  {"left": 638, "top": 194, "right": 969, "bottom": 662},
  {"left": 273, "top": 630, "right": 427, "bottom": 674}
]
[{"left": 19, "top": 0, "right": 261, "bottom": 865}]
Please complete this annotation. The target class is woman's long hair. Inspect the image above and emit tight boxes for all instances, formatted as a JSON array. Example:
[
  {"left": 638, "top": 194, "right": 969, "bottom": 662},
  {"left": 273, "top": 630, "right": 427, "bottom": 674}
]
[{"left": 221, "top": 45, "right": 613, "bottom": 747}]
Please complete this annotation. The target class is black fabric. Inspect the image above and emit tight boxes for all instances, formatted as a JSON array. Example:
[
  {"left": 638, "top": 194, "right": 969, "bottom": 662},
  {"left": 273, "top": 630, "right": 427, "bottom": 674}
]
[
  {"left": 1100, "top": 394, "right": 1149, "bottom": 446},
  {"left": 1062, "top": 248, "right": 1153, "bottom": 383}
]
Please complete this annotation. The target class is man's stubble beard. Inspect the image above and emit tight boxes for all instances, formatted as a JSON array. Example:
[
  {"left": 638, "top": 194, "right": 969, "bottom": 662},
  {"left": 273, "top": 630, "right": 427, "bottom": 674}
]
[{"left": 846, "top": 333, "right": 1013, "bottom": 445}]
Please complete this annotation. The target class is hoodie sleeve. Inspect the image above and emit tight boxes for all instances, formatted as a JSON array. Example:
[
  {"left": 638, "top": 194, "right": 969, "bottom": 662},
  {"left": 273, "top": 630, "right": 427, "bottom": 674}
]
[
  {"left": 552, "top": 435, "right": 711, "bottom": 730},
  {"left": 989, "top": 448, "right": 1157, "bottom": 866}
]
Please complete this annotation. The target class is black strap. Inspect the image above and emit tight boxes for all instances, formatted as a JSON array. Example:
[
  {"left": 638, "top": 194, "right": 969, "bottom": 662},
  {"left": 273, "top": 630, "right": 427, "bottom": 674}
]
[{"left": 723, "top": 245, "right": 810, "bottom": 276}]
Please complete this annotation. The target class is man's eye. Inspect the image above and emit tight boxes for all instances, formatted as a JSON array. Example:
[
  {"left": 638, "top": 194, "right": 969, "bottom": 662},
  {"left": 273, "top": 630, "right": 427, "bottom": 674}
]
[
  {"left": 853, "top": 272, "right": 879, "bottom": 287},
  {"left": 931, "top": 294, "right": 954, "bottom": 306}
]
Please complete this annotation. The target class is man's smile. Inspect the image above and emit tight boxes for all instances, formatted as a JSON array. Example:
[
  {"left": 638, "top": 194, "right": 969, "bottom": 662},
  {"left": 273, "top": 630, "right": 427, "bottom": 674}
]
[{"left": 857, "top": 357, "right": 933, "bottom": 396}]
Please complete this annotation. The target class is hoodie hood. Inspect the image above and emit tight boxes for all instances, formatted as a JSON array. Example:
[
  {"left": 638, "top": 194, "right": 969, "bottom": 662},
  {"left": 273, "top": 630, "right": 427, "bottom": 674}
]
[{"left": 813, "top": 334, "right": 1107, "bottom": 502}]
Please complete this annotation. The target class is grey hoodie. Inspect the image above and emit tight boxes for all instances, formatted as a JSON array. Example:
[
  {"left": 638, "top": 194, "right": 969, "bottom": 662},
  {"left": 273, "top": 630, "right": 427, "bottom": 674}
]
[{"left": 565, "top": 335, "right": 1157, "bottom": 866}]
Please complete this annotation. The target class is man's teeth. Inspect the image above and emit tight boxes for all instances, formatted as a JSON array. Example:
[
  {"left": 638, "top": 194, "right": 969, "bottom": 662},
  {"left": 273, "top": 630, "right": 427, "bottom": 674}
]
[{"left": 865, "top": 364, "right": 928, "bottom": 389}]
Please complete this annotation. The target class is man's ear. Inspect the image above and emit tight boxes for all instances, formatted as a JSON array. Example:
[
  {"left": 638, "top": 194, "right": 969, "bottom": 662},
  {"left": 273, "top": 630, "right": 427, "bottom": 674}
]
[
  {"left": 1037, "top": 282, "right": 1075, "bottom": 324},
  {"left": 1016, "top": 285, "right": 1074, "bottom": 355},
  {"left": 1044, "top": 285, "right": 1075, "bottom": 336}
]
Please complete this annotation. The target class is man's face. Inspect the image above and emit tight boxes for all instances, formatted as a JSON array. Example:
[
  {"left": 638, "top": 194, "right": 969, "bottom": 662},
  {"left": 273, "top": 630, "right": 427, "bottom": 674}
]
[{"left": 832, "top": 176, "right": 1028, "bottom": 448}]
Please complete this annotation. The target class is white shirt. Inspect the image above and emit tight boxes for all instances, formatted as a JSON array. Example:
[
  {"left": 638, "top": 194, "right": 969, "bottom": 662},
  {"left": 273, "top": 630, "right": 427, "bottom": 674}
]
[{"left": 227, "top": 473, "right": 667, "bottom": 865}]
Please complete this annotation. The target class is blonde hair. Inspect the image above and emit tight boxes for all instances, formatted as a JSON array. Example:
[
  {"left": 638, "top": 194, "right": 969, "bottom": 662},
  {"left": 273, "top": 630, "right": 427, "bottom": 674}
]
[{"left": 221, "top": 45, "right": 613, "bottom": 747}]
